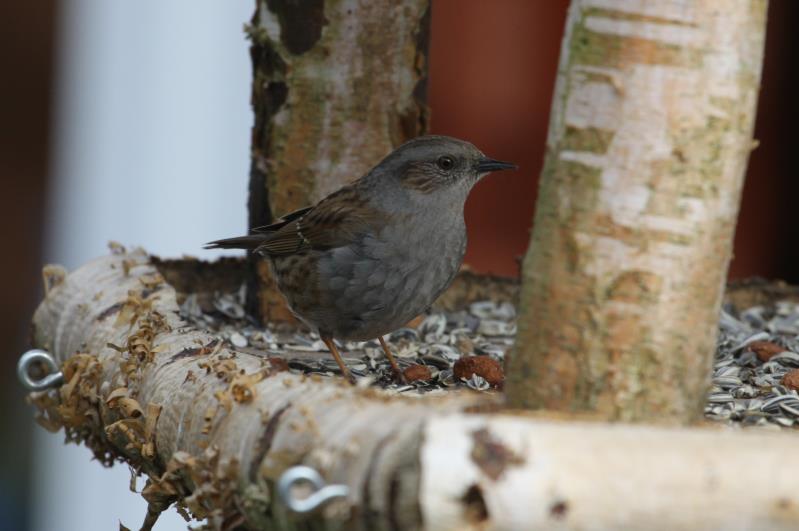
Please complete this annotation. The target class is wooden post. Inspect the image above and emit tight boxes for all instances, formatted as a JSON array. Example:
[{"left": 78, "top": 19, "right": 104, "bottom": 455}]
[
  {"left": 506, "top": 0, "right": 769, "bottom": 422},
  {"left": 246, "top": 0, "right": 431, "bottom": 322}
]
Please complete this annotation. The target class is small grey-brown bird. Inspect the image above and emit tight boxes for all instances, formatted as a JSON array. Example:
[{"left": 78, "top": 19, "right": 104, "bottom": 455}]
[{"left": 206, "top": 135, "right": 516, "bottom": 383}]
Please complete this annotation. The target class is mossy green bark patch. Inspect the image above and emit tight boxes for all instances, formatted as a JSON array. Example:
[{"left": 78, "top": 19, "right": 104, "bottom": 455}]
[
  {"left": 569, "top": 16, "right": 702, "bottom": 69},
  {"left": 605, "top": 270, "right": 662, "bottom": 304},
  {"left": 562, "top": 126, "right": 614, "bottom": 154}
]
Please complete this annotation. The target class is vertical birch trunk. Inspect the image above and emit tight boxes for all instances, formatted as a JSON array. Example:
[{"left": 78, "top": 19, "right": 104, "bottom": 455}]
[
  {"left": 507, "top": 0, "right": 768, "bottom": 422},
  {"left": 247, "top": 0, "right": 431, "bottom": 322}
]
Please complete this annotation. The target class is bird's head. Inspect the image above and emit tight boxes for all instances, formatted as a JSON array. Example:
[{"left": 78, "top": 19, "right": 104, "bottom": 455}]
[{"left": 378, "top": 135, "right": 517, "bottom": 196}]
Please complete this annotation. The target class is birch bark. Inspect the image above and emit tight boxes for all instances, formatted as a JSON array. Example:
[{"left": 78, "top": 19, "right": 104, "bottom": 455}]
[
  {"left": 507, "top": 0, "right": 769, "bottom": 422},
  {"left": 28, "top": 251, "right": 799, "bottom": 530},
  {"left": 247, "top": 0, "right": 431, "bottom": 322}
]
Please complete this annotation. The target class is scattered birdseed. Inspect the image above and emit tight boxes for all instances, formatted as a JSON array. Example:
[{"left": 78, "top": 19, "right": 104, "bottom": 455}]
[
  {"left": 708, "top": 301, "right": 799, "bottom": 428},
  {"left": 179, "top": 286, "right": 799, "bottom": 428},
  {"left": 179, "top": 288, "right": 513, "bottom": 393}
]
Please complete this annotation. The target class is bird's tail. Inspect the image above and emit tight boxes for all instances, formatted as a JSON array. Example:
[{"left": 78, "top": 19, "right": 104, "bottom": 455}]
[{"left": 204, "top": 234, "right": 265, "bottom": 250}]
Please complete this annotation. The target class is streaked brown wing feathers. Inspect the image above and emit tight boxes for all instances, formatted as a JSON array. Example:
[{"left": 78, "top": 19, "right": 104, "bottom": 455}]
[
  {"left": 251, "top": 206, "right": 313, "bottom": 234},
  {"left": 255, "top": 186, "right": 385, "bottom": 256}
]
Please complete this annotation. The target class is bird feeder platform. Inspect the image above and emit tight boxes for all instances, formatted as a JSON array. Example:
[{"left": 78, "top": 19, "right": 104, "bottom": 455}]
[{"left": 21, "top": 247, "right": 799, "bottom": 530}]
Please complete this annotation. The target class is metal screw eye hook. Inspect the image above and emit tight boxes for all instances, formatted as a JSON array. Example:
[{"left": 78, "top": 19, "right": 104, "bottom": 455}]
[
  {"left": 17, "top": 349, "right": 64, "bottom": 391},
  {"left": 277, "top": 466, "right": 349, "bottom": 514}
]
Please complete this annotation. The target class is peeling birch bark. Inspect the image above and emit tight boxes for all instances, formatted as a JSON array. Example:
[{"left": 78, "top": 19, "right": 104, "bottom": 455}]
[
  {"left": 32, "top": 251, "right": 474, "bottom": 529},
  {"left": 422, "top": 415, "right": 799, "bottom": 531},
  {"left": 28, "top": 251, "right": 799, "bottom": 530},
  {"left": 246, "top": 0, "right": 431, "bottom": 322},
  {"left": 507, "top": 0, "right": 769, "bottom": 422}
]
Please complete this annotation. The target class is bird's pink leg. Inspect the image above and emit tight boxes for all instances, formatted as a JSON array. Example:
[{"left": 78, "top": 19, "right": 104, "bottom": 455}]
[
  {"left": 378, "top": 336, "right": 406, "bottom": 383},
  {"left": 321, "top": 336, "right": 356, "bottom": 385}
]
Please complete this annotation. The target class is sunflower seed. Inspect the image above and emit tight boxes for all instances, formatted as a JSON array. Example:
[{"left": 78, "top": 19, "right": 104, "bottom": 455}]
[
  {"left": 761, "top": 394, "right": 799, "bottom": 412},
  {"left": 769, "top": 351, "right": 799, "bottom": 366},
  {"left": 429, "top": 344, "right": 461, "bottom": 362},
  {"left": 469, "top": 300, "right": 515, "bottom": 320},
  {"left": 389, "top": 328, "right": 419, "bottom": 342},
  {"left": 708, "top": 392, "right": 734, "bottom": 404},
  {"left": 465, "top": 374, "right": 490, "bottom": 391},
  {"left": 420, "top": 314, "right": 447, "bottom": 337},
  {"left": 713, "top": 376, "right": 742, "bottom": 388},
  {"left": 731, "top": 331, "right": 771, "bottom": 352},
  {"left": 478, "top": 320, "right": 517, "bottom": 337},
  {"left": 229, "top": 332, "right": 248, "bottom": 348},
  {"left": 419, "top": 354, "right": 451, "bottom": 370},
  {"left": 779, "top": 402, "right": 799, "bottom": 418}
]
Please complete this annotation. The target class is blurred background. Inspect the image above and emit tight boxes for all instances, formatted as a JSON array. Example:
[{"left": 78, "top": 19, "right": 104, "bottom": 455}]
[{"left": 1, "top": 1, "right": 796, "bottom": 529}]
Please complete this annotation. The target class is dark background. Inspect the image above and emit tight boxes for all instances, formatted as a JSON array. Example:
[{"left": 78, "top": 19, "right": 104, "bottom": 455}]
[
  {"left": 1, "top": 1, "right": 796, "bottom": 529},
  {"left": 429, "top": 1, "right": 799, "bottom": 279}
]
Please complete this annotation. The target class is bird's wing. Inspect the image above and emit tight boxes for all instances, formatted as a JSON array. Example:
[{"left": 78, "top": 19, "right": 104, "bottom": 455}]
[
  {"left": 204, "top": 206, "right": 314, "bottom": 250},
  {"left": 250, "top": 206, "right": 313, "bottom": 234},
  {"left": 255, "top": 185, "right": 387, "bottom": 256}
]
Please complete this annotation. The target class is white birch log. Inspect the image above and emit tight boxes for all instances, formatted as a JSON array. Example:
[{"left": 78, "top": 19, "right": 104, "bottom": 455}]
[
  {"left": 28, "top": 250, "right": 799, "bottom": 530},
  {"left": 507, "top": 0, "right": 769, "bottom": 422},
  {"left": 422, "top": 415, "right": 799, "bottom": 530}
]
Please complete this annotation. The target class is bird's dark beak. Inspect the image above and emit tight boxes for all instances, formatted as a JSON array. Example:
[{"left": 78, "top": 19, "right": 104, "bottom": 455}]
[{"left": 476, "top": 158, "right": 518, "bottom": 173}]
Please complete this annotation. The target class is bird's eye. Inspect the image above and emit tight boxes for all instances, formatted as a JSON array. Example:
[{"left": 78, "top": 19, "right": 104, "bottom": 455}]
[{"left": 437, "top": 156, "right": 455, "bottom": 170}]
